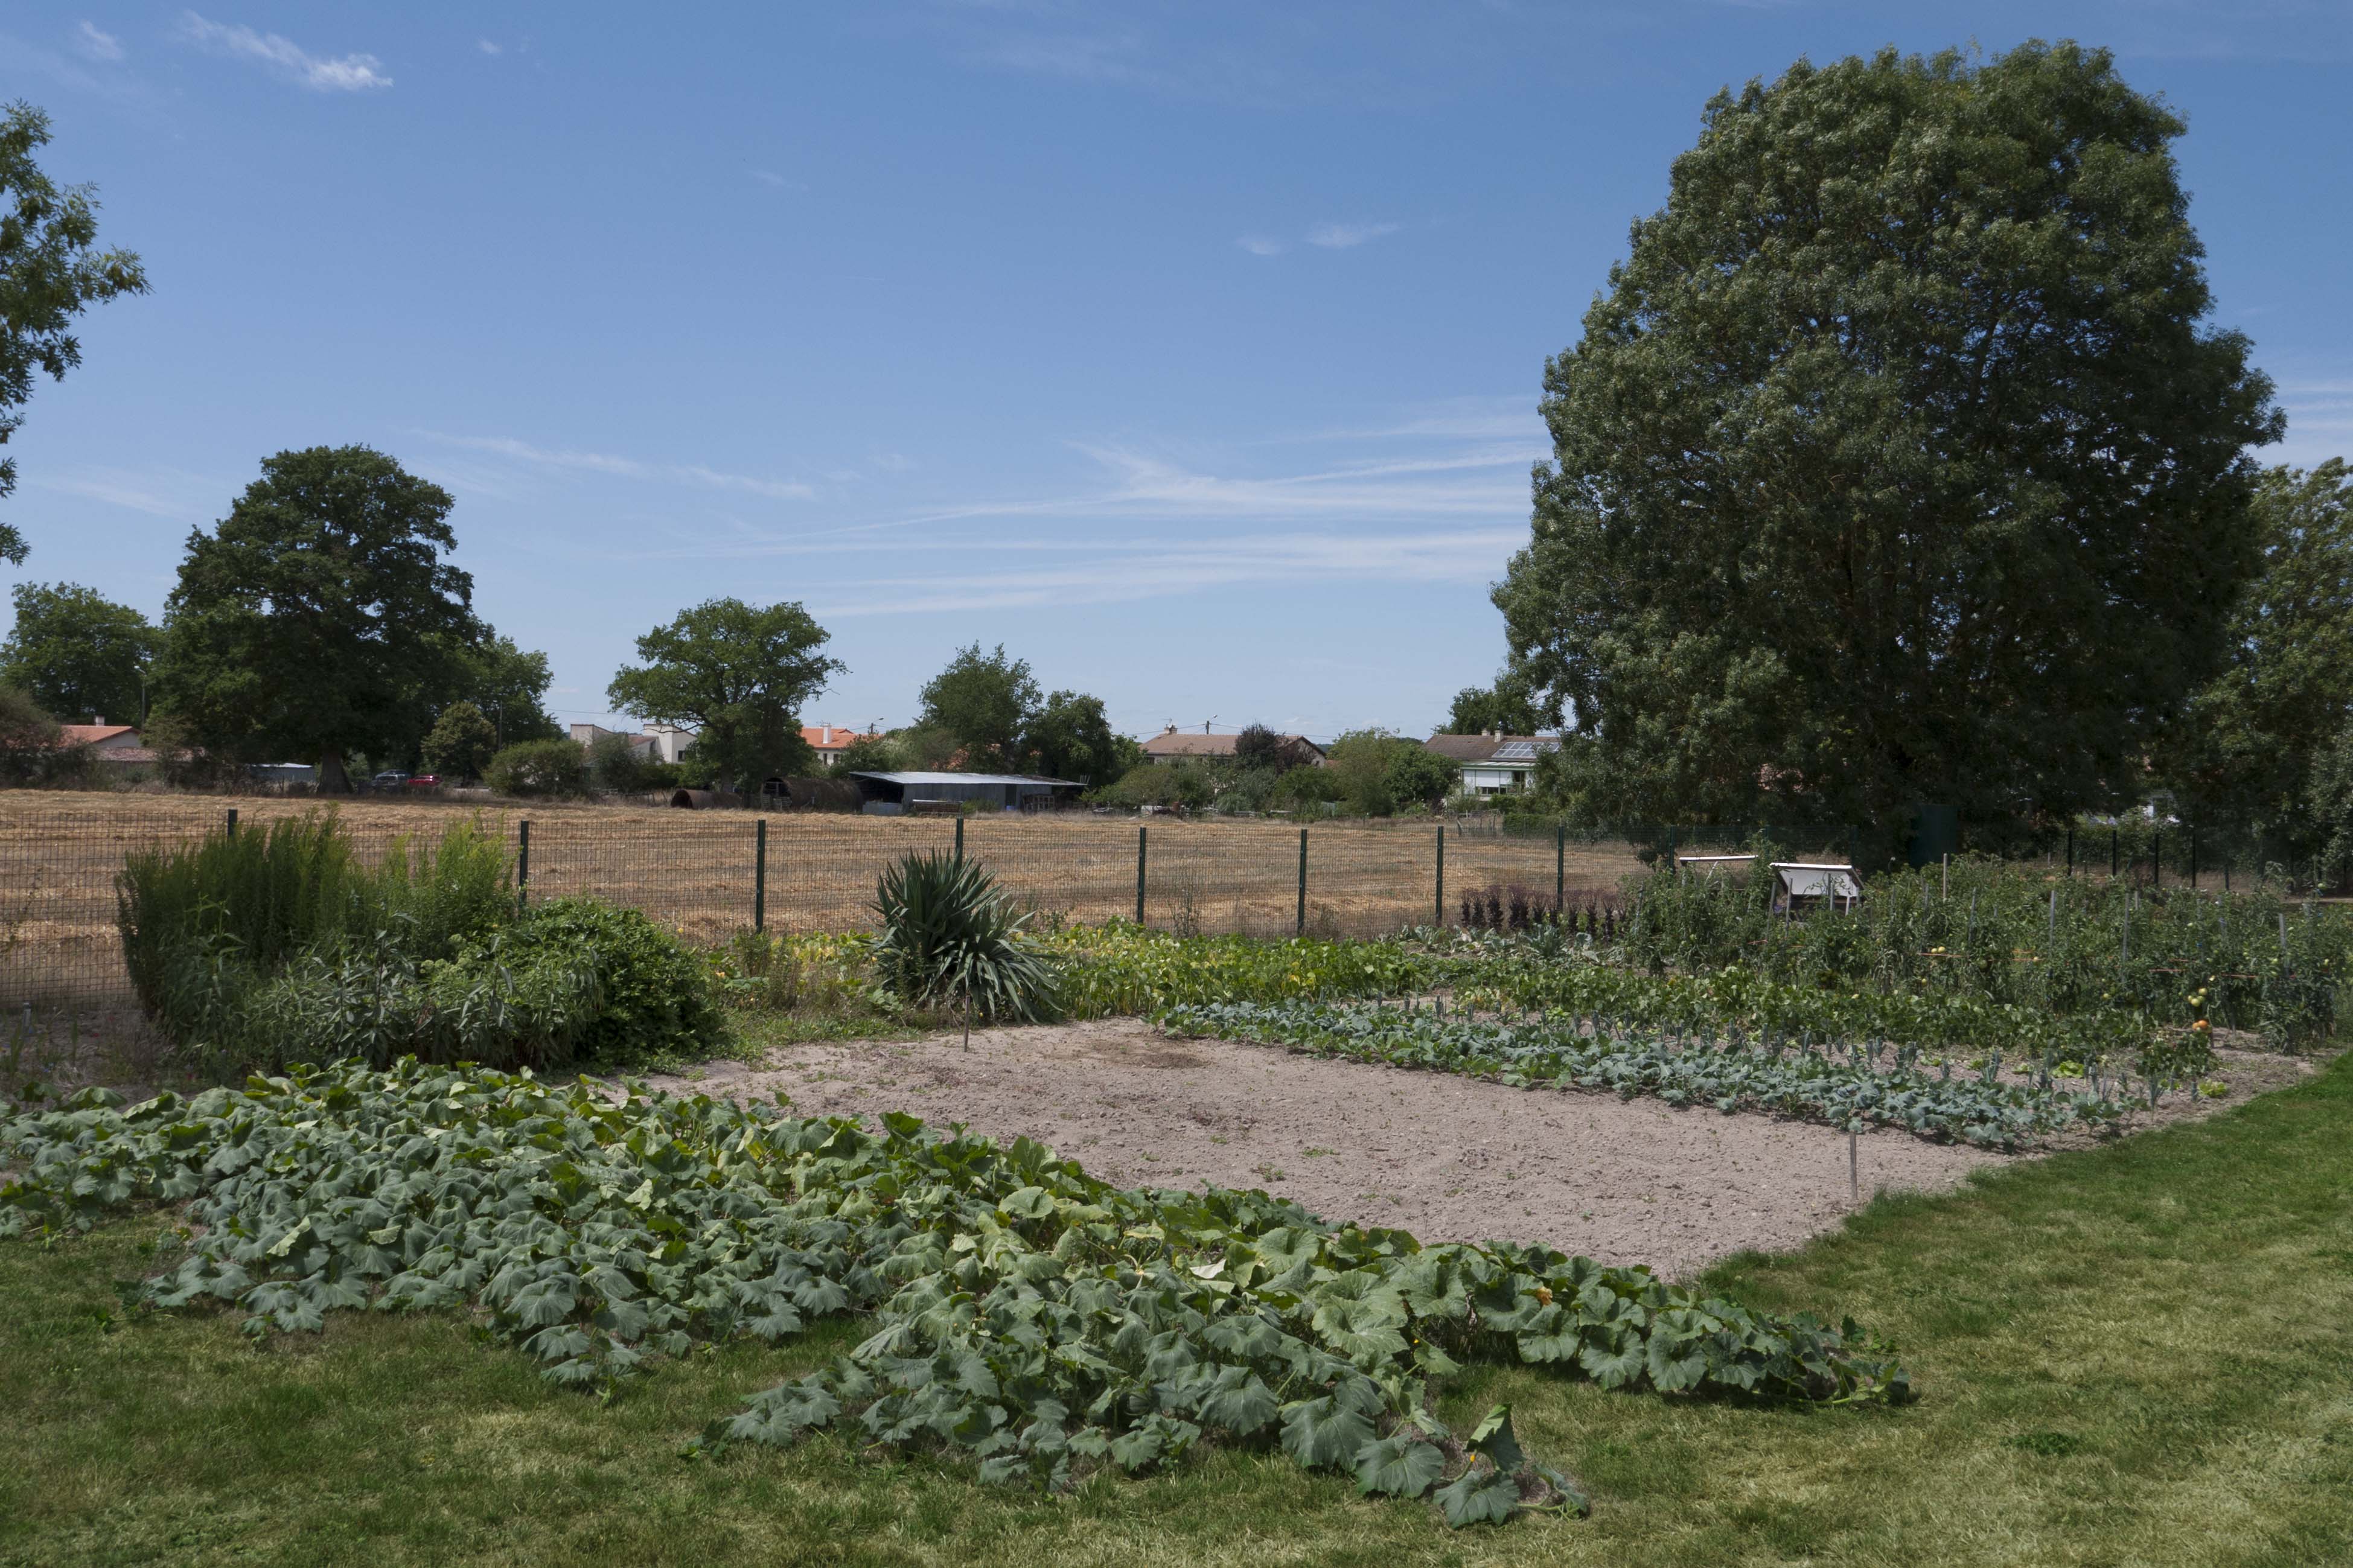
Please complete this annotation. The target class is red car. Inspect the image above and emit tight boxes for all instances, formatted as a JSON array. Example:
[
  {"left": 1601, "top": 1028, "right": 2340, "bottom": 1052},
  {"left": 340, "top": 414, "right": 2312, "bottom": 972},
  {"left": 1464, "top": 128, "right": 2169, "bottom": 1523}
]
[{"left": 406, "top": 774, "right": 441, "bottom": 790}]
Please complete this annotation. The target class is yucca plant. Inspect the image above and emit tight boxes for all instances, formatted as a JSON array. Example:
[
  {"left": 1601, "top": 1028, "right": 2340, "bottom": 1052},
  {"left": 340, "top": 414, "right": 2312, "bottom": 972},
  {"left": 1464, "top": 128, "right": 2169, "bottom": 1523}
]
[{"left": 870, "top": 851, "right": 1059, "bottom": 1041}]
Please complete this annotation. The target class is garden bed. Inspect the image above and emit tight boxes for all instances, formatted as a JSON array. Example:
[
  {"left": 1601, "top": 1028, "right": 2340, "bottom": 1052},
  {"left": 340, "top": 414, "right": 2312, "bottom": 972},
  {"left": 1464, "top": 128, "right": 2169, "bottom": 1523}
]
[{"left": 661, "top": 1022, "right": 2316, "bottom": 1280}]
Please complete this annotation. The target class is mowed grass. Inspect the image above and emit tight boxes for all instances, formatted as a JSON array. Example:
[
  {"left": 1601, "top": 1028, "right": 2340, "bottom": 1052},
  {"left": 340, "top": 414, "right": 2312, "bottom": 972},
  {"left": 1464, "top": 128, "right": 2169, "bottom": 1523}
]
[{"left": 4, "top": 1059, "right": 2350, "bottom": 1568}]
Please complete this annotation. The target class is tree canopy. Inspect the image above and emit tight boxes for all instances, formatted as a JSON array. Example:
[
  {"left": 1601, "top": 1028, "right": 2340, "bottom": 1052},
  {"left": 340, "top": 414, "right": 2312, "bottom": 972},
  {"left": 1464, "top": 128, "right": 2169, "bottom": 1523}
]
[
  {"left": 1443, "top": 681, "right": 1543, "bottom": 738},
  {"left": 918, "top": 643, "right": 1039, "bottom": 772},
  {"left": 159, "top": 447, "right": 477, "bottom": 790},
  {"left": 1492, "top": 42, "right": 2282, "bottom": 833},
  {"left": 1026, "top": 690, "right": 1122, "bottom": 784},
  {"left": 2166, "top": 460, "right": 2353, "bottom": 848},
  {"left": 607, "top": 598, "right": 841, "bottom": 788},
  {"left": 0, "top": 580, "right": 155, "bottom": 724},
  {"left": 0, "top": 102, "right": 148, "bottom": 568},
  {"left": 421, "top": 701, "right": 499, "bottom": 782}
]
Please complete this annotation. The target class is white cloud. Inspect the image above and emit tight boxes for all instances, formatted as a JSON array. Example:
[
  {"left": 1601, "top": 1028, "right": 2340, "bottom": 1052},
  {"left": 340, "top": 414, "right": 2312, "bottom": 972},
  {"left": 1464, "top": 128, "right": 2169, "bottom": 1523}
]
[
  {"left": 418, "top": 432, "right": 816, "bottom": 502},
  {"left": 1306, "top": 221, "right": 1400, "bottom": 249},
  {"left": 749, "top": 168, "right": 806, "bottom": 191},
  {"left": 178, "top": 12, "right": 392, "bottom": 92},
  {"left": 74, "top": 21, "right": 123, "bottom": 61},
  {"left": 1235, "top": 234, "right": 1285, "bottom": 257},
  {"left": 476, "top": 39, "right": 501, "bottom": 56}
]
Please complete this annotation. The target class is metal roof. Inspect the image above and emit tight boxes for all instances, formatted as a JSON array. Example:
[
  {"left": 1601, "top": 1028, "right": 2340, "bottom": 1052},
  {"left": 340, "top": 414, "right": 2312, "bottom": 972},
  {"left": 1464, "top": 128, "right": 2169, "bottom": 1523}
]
[
  {"left": 1490, "top": 739, "right": 1560, "bottom": 762},
  {"left": 848, "top": 771, "right": 1082, "bottom": 787}
]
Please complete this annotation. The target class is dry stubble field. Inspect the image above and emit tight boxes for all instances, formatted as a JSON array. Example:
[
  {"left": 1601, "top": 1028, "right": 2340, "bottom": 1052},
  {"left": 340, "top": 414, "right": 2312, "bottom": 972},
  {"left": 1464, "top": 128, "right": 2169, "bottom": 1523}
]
[{"left": 0, "top": 790, "right": 1684, "bottom": 1007}]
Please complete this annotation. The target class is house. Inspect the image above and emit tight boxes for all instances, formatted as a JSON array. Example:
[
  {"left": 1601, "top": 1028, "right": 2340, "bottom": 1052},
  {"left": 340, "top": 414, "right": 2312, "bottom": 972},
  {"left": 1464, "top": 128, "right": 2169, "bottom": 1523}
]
[
  {"left": 569, "top": 722, "right": 695, "bottom": 765},
  {"left": 848, "top": 771, "right": 1083, "bottom": 814},
  {"left": 800, "top": 724, "right": 882, "bottom": 769},
  {"left": 1140, "top": 726, "right": 1325, "bottom": 767},
  {"left": 1422, "top": 732, "right": 1562, "bottom": 795},
  {"left": 59, "top": 722, "right": 146, "bottom": 763}
]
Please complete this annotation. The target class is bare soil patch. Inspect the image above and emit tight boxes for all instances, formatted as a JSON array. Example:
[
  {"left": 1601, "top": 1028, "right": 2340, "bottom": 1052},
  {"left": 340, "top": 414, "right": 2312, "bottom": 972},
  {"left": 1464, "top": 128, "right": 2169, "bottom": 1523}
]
[{"left": 658, "top": 1024, "right": 2318, "bottom": 1280}]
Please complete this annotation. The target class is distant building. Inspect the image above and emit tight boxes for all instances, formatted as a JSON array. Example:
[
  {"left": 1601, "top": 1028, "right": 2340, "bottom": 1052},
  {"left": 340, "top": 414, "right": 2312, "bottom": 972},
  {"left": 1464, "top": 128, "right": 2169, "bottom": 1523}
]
[
  {"left": 1422, "top": 733, "right": 1562, "bottom": 796},
  {"left": 800, "top": 724, "right": 882, "bottom": 769},
  {"left": 569, "top": 722, "right": 695, "bottom": 765},
  {"left": 848, "top": 771, "right": 1083, "bottom": 814},
  {"left": 1140, "top": 726, "right": 1325, "bottom": 766}
]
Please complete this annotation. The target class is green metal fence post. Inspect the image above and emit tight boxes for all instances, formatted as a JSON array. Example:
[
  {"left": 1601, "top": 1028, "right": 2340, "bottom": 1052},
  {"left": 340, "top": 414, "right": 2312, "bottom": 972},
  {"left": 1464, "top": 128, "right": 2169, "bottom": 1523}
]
[
  {"left": 1434, "top": 824, "right": 1446, "bottom": 928},
  {"left": 2153, "top": 829, "right": 2162, "bottom": 891},
  {"left": 753, "top": 819, "right": 767, "bottom": 932},
  {"left": 1135, "top": 825, "right": 1147, "bottom": 925},
  {"left": 954, "top": 815, "right": 965, "bottom": 861},
  {"left": 1555, "top": 823, "right": 1565, "bottom": 910},
  {"left": 225, "top": 807, "right": 238, "bottom": 840},
  {"left": 2111, "top": 827, "right": 2118, "bottom": 877},
  {"left": 2066, "top": 826, "right": 2074, "bottom": 876},
  {"left": 517, "top": 820, "right": 531, "bottom": 911},
  {"left": 2189, "top": 825, "right": 2197, "bottom": 890},
  {"left": 1296, "top": 828, "right": 1307, "bottom": 936}
]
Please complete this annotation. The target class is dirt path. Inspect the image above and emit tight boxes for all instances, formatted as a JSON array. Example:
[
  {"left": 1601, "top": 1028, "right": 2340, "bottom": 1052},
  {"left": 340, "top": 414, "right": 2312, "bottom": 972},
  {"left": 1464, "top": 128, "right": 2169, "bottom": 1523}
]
[{"left": 661, "top": 1019, "right": 2024, "bottom": 1279}]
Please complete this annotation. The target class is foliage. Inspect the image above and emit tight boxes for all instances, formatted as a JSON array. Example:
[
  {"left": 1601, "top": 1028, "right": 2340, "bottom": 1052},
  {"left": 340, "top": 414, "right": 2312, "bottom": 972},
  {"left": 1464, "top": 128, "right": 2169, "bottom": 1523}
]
[
  {"left": 1617, "top": 855, "right": 2348, "bottom": 1049},
  {"left": 489, "top": 897, "right": 723, "bottom": 1065},
  {"left": 158, "top": 446, "right": 477, "bottom": 791},
  {"left": 708, "top": 929, "right": 886, "bottom": 1022},
  {"left": 1385, "top": 745, "right": 1458, "bottom": 813},
  {"left": 1043, "top": 923, "right": 1419, "bottom": 1019},
  {"left": 585, "top": 730, "right": 654, "bottom": 794},
  {"left": 1445, "top": 680, "right": 1545, "bottom": 738},
  {"left": 0, "top": 683, "right": 81, "bottom": 785},
  {"left": 0, "top": 580, "right": 155, "bottom": 724},
  {"left": 0, "top": 101, "right": 149, "bottom": 567},
  {"left": 607, "top": 598, "right": 840, "bottom": 791},
  {"left": 1232, "top": 724, "right": 1315, "bottom": 775},
  {"left": 2171, "top": 459, "right": 2353, "bottom": 853},
  {"left": 2311, "top": 721, "right": 2353, "bottom": 886},
  {"left": 870, "top": 852, "right": 1059, "bottom": 1023},
  {"left": 447, "top": 631, "right": 562, "bottom": 744},
  {"left": 1164, "top": 996, "right": 2122, "bottom": 1149},
  {"left": 1024, "top": 690, "right": 1122, "bottom": 785},
  {"left": 1099, "top": 762, "right": 1212, "bottom": 811},
  {"left": 919, "top": 642, "right": 1039, "bottom": 773},
  {"left": 832, "top": 732, "right": 902, "bottom": 773},
  {"left": 0, "top": 1062, "right": 1908, "bottom": 1532},
  {"left": 1272, "top": 763, "right": 1342, "bottom": 809},
  {"left": 421, "top": 701, "right": 499, "bottom": 781},
  {"left": 1323, "top": 730, "right": 1455, "bottom": 816},
  {"left": 486, "top": 737, "right": 588, "bottom": 798},
  {"left": 1493, "top": 43, "right": 2282, "bottom": 830}
]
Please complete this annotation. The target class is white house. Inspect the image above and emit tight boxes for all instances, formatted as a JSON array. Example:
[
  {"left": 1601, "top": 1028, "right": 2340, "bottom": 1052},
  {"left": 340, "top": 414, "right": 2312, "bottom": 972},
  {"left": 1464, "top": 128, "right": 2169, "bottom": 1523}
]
[{"left": 1422, "top": 733, "right": 1562, "bottom": 795}]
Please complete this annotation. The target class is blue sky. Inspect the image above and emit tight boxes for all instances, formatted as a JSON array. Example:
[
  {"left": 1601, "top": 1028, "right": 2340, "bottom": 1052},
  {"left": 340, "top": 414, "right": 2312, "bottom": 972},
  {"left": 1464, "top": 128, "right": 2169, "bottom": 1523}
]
[{"left": 2, "top": 2, "right": 2348, "bottom": 744}]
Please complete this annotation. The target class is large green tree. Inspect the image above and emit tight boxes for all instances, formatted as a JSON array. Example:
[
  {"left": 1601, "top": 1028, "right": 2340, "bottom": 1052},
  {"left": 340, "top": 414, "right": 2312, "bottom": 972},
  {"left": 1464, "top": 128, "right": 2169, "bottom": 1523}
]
[
  {"left": 445, "top": 629, "right": 560, "bottom": 745},
  {"left": 918, "top": 643, "right": 1039, "bottom": 772},
  {"left": 2171, "top": 460, "right": 2353, "bottom": 844},
  {"left": 607, "top": 598, "right": 841, "bottom": 789},
  {"left": 0, "top": 580, "right": 156, "bottom": 723},
  {"left": 1493, "top": 43, "right": 2282, "bottom": 832},
  {"left": 1023, "top": 690, "right": 1122, "bottom": 783},
  {"left": 0, "top": 102, "right": 148, "bottom": 567},
  {"left": 1444, "top": 680, "right": 1543, "bottom": 738},
  {"left": 159, "top": 447, "right": 477, "bottom": 791}
]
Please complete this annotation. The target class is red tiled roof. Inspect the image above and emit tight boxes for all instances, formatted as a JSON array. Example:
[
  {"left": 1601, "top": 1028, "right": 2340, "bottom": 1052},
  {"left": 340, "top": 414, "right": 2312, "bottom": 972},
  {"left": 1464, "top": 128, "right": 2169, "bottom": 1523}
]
[
  {"left": 59, "top": 724, "right": 139, "bottom": 747},
  {"left": 800, "top": 726, "right": 881, "bottom": 751}
]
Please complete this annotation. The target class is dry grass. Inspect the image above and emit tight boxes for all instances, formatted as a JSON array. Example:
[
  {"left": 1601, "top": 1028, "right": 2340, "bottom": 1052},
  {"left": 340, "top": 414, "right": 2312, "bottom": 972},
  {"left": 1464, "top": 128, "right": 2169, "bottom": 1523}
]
[{"left": 0, "top": 790, "right": 1662, "bottom": 1009}]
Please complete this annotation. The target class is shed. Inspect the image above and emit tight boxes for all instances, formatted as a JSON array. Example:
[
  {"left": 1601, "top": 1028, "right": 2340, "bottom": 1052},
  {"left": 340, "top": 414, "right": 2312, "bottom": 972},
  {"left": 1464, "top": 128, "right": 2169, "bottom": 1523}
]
[
  {"left": 848, "top": 771, "right": 1083, "bottom": 815},
  {"left": 1770, "top": 862, "right": 1863, "bottom": 917}
]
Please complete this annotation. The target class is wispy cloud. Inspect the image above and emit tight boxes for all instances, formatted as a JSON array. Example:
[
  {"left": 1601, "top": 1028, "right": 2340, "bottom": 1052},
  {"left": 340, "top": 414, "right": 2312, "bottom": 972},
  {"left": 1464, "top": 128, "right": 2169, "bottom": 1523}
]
[
  {"left": 30, "top": 465, "right": 224, "bottom": 518},
  {"left": 1306, "top": 221, "right": 1400, "bottom": 250},
  {"left": 1235, "top": 234, "right": 1285, "bottom": 257},
  {"left": 178, "top": 12, "right": 391, "bottom": 92},
  {"left": 476, "top": 39, "right": 501, "bottom": 56},
  {"left": 749, "top": 168, "right": 806, "bottom": 191},
  {"left": 74, "top": 20, "right": 123, "bottom": 61},
  {"left": 418, "top": 432, "right": 816, "bottom": 502}
]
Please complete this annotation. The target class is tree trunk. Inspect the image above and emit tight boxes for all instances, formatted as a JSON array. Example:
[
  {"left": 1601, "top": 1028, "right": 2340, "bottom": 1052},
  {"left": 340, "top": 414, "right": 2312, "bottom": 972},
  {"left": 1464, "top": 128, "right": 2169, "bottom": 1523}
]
[{"left": 317, "top": 748, "right": 353, "bottom": 794}]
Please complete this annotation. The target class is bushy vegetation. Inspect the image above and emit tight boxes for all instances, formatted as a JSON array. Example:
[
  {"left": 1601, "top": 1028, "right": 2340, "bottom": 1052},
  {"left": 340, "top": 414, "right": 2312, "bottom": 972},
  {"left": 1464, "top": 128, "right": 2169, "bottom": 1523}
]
[
  {"left": 1622, "top": 855, "right": 2348, "bottom": 1049},
  {"left": 485, "top": 737, "right": 587, "bottom": 797},
  {"left": 1043, "top": 922, "right": 1419, "bottom": 1018},
  {"left": 0, "top": 1061, "right": 1911, "bottom": 1531},
  {"left": 115, "top": 812, "right": 716, "bottom": 1075}
]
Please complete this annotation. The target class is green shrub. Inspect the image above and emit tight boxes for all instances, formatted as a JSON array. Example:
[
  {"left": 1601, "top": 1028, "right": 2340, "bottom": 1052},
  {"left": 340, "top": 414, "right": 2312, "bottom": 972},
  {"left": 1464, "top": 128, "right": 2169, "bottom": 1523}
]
[
  {"left": 492, "top": 898, "right": 722, "bottom": 1065},
  {"left": 871, "top": 852, "right": 1059, "bottom": 1022},
  {"left": 1097, "top": 762, "right": 1210, "bottom": 811},
  {"left": 487, "top": 738, "right": 587, "bottom": 797}
]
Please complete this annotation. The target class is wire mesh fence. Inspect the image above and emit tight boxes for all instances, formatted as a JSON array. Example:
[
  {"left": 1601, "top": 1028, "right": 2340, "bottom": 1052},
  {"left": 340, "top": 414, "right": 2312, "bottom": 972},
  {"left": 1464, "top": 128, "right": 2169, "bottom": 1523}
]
[{"left": 1, "top": 795, "right": 1684, "bottom": 1011}]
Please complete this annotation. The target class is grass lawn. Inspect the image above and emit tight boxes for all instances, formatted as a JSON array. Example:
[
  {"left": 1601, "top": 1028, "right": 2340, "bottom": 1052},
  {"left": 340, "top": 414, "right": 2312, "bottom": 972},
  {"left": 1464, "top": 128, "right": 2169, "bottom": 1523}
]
[{"left": 4, "top": 1056, "right": 2349, "bottom": 1568}]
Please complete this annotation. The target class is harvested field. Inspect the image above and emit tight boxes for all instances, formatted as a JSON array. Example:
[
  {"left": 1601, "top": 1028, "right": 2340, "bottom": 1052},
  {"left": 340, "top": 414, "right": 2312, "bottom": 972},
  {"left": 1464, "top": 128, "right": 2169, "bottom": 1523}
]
[
  {"left": 653, "top": 1022, "right": 2318, "bottom": 1278},
  {"left": 0, "top": 789, "right": 1687, "bottom": 1009}
]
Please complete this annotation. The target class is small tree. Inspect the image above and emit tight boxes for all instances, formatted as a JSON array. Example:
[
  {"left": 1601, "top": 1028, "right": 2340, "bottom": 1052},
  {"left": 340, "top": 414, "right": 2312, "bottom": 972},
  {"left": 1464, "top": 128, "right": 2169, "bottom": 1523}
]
[
  {"left": 485, "top": 738, "right": 587, "bottom": 798},
  {"left": 1386, "top": 744, "right": 1460, "bottom": 812},
  {"left": 0, "top": 684, "right": 65, "bottom": 783},
  {"left": 608, "top": 598, "right": 840, "bottom": 791},
  {"left": 1, "top": 581, "right": 156, "bottom": 724},
  {"left": 420, "top": 701, "right": 499, "bottom": 781},
  {"left": 1445, "top": 681, "right": 1544, "bottom": 737},
  {"left": 587, "top": 730, "right": 651, "bottom": 794},
  {"left": 919, "top": 643, "right": 1038, "bottom": 771},
  {"left": 1024, "top": 690, "right": 1121, "bottom": 783},
  {"left": 834, "top": 733, "right": 904, "bottom": 773}
]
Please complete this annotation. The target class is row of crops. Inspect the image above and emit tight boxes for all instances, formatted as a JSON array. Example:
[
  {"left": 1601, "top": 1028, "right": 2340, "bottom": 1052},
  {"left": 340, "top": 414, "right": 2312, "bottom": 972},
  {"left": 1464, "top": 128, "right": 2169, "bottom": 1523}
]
[
  {"left": 1160, "top": 999, "right": 2136, "bottom": 1149},
  {"left": 0, "top": 1063, "right": 1912, "bottom": 1529},
  {"left": 1617, "top": 856, "right": 2346, "bottom": 1048}
]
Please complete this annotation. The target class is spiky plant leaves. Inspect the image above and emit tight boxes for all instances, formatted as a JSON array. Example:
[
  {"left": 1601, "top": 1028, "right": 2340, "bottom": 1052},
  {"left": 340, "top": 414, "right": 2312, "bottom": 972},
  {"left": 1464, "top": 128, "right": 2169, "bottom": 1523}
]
[{"left": 870, "top": 852, "right": 1060, "bottom": 1024}]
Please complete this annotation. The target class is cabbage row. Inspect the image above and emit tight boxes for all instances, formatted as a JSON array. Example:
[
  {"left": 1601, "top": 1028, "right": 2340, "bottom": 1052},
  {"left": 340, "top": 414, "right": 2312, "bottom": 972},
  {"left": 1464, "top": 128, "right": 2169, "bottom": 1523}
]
[
  {"left": 1, "top": 1060, "right": 1912, "bottom": 1529},
  {"left": 1160, "top": 999, "right": 2120, "bottom": 1148}
]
